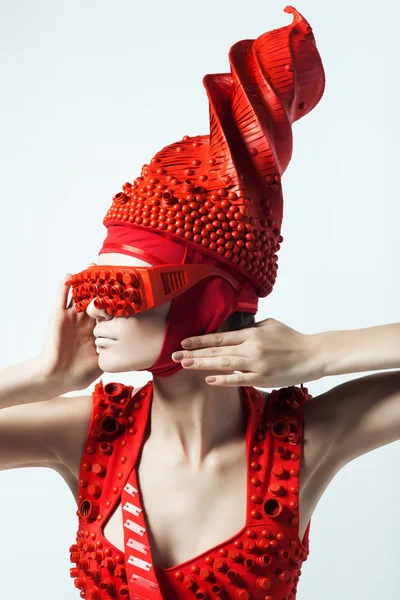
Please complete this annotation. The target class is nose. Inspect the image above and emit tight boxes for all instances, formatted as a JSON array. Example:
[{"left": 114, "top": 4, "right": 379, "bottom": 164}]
[{"left": 86, "top": 297, "right": 114, "bottom": 320}]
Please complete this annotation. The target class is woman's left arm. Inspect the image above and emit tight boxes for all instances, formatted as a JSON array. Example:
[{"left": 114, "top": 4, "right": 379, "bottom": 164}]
[
  {"left": 172, "top": 319, "right": 400, "bottom": 462},
  {"left": 314, "top": 322, "right": 400, "bottom": 377},
  {"left": 171, "top": 318, "right": 400, "bottom": 387}
]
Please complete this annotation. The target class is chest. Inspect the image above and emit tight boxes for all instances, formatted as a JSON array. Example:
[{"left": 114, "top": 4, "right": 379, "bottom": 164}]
[
  {"left": 68, "top": 430, "right": 252, "bottom": 569},
  {"left": 127, "top": 439, "right": 249, "bottom": 569},
  {"left": 65, "top": 390, "right": 331, "bottom": 571},
  {"left": 68, "top": 448, "right": 308, "bottom": 571}
]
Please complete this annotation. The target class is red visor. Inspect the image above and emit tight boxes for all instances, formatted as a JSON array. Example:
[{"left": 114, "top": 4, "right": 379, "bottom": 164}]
[{"left": 66, "top": 263, "right": 247, "bottom": 317}]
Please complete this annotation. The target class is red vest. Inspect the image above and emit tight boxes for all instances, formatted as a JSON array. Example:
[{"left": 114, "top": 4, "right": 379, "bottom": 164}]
[{"left": 70, "top": 380, "right": 311, "bottom": 600}]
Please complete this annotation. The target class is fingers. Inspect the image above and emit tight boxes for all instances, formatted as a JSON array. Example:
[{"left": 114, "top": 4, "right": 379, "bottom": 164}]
[
  {"left": 181, "top": 328, "right": 249, "bottom": 349},
  {"left": 60, "top": 273, "right": 73, "bottom": 310},
  {"left": 205, "top": 371, "right": 258, "bottom": 386},
  {"left": 63, "top": 263, "right": 96, "bottom": 310},
  {"left": 178, "top": 355, "right": 255, "bottom": 372},
  {"left": 172, "top": 344, "right": 249, "bottom": 362}
]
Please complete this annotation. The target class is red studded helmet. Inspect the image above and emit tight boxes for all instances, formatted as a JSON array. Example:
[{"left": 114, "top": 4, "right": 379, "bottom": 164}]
[
  {"left": 69, "top": 6, "right": 325, "bottom": 378},
  {"left": 102, "top": 6, "right": 325, "bottom": 299}
]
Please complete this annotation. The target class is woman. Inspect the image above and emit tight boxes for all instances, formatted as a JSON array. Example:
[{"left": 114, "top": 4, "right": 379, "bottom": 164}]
[
  {"left": 60, "top": 7, "right": 325, "bottom": 596},
  {"left": 1, "top": 5, "right": 399, "bottom": 600}
]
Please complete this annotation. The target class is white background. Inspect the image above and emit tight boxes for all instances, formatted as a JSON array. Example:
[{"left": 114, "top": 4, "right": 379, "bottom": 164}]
[{"left": 0, "top": 0, "right": 399, "bottom": 598}]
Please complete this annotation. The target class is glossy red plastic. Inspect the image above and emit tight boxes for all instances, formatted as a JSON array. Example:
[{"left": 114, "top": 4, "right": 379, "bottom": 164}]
[
  {"left": 101, "top": 6, "right": 325, "bottom": 300},
  {"left": 70, "top": 380, "right": 313, "bottom": 600},
  {"left": 66, "top": 263, "right": 243, "bottom": 317}
]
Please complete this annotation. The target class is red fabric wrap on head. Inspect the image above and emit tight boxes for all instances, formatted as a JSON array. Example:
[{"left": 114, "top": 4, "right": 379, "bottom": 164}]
[{"left": 99, "top": 224, "right": 258, "bottom": 377}]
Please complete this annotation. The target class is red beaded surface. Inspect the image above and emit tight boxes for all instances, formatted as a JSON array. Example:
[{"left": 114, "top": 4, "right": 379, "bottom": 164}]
[
  {"left": 102, "top": 6, "right": 325, "bottom": 299},
  {"left": 70, "top": 380, "right": 312, "bottom": 599}
]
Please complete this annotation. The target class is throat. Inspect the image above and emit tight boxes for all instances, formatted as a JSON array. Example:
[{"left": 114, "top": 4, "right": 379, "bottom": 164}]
[{"left": 146, "top": 388, "right": 249, "bottom": 469}]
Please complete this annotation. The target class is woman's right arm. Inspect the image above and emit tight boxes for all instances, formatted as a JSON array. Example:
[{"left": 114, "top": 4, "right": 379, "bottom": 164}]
[
  {"left": 0, "top": 385, "right": 91, "bottom": 472},
  {"left": 0, "top": 356, "right": 68, "bottom": 411},
  {"left": 0, "top": 265, "right": 103, "bottom": 471},
  {"left": 0, "top": 355, "right": 91, "bottom": 472}
]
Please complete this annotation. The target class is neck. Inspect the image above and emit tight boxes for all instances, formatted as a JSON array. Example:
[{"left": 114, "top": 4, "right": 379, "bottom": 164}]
[{"left": 147, "top": 368, "right": 248, "bottom": 471}]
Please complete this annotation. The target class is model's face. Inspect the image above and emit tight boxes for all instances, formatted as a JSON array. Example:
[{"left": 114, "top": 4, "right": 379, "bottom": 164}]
[{"left": 86, "top": 253, "right": 172, "bottom": 373}]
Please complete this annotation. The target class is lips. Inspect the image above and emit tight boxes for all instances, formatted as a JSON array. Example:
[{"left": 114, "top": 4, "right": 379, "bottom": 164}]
[{"left": 94, "top": 330, "right": 117, "bottom": 340}]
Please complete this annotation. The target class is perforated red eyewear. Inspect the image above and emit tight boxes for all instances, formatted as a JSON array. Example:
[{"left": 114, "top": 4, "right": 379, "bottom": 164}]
[{"left": 65, "top": 264, "right": 242, "bottom": 317}]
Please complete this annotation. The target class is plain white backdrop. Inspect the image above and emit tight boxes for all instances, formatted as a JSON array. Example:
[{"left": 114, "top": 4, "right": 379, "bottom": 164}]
[{"left": 0, "top": 1, "right": 399, "bottom": 598}]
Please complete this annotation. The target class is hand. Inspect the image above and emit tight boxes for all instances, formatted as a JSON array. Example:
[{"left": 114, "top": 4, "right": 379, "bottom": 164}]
[
  {"left": 171, "top": 317, "right": 324, "bottom": 387},
  {"left": 39, "top": 262, "right": 104, "bottom": 392}
]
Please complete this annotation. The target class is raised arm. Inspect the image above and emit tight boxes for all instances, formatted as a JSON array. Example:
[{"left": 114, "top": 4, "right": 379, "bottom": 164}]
[
  {"left": 0, "top": 265, "right": 102, "bottom": 411},
  {"left": 0, "top": 266, "right": 102, "bottom": 471},
  {"left": 171, "top": 319, "right": 400, "bottom": 465},
  {"left": 309, "top": 369, "right": 400, "bottom": 469},
  {"left": 0, "top": 356, "right": 66, "bottom": 411}
]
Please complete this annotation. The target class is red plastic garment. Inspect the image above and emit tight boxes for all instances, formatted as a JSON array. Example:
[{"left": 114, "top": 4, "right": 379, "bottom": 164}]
[{"left": 71, "top": 380, "right": 312, "bottom": 600}]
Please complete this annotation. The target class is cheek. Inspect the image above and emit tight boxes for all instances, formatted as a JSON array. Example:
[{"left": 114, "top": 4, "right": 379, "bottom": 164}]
[
  {"left": 123, "top": 305, "right": 170, "bottom": 334},
  {"left": 161, "top": 301, "right": 172, "bottom": 321},
  {"left": 141, "top": 301, "right": 172, "bottom": 322}
]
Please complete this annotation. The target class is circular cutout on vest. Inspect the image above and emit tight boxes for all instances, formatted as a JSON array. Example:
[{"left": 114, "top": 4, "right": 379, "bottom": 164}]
[
  {"left": 263, "top": 498, "right": 283, "bottom": 518},
  {"left": 100, "top": 416, "right": 119, "bottom": 435}
]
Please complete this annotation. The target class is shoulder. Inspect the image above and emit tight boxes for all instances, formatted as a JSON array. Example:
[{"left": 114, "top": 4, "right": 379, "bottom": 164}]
[
  {"left": 54, "top": 383, "right": 146, "bottom": 479},
  {"left": 253, "top": 384, "right": 338, "bottom": 461},
  {"left": 253, "top": 385, "right": 309, "bottom": 412},
  {"left": 68, "top": 382, "right": 143, "bottom": 447},
  {"left": 48, "top": 393, "right": 94, "bottom": 476},
  {"left": 254, "top": 387, "right": 270, "bottom": 411},
  {"left": 252, "top": 386, "right": 347, "bottom": 501}
]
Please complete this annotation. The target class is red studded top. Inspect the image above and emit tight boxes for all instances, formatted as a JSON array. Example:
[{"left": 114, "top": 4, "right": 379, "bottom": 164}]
[{"left": 71, "top": 380, "right": 312, "bottom": 600}]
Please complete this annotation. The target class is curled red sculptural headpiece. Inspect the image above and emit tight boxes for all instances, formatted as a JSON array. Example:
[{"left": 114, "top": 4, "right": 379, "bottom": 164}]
[
  {"left": 102, "top": 6, "right": 325, "bottom": 295},
  {"left": 77, "top": 6, "right": 326, "bottom": 377}
]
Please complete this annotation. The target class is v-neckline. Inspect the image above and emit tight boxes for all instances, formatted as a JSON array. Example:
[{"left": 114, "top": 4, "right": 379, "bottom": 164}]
[
  {"left": 153, "top": 384, "right": 256, "bottom": 572},
  {"left": 97, "top": 382, "right": 259, "bottom": 572}
]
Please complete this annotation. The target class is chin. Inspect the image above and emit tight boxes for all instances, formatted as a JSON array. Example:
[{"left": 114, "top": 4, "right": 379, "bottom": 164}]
[{"left": 97, "top": 350, "right": 155, "bottom": 373}]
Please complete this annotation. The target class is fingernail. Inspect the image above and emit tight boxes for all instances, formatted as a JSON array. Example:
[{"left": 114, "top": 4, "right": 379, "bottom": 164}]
[
  {"left": 182, "top": 359, "right": 195, "bottom": 367},
  {"left": 206, "top": 377, "right": 217, "bottom": 384},
  {"left": 172, "top": 352, "right": 184, "bottom": 361},
  {"left": 182, "top": 339, "right": 193, "bottom": 348}
]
